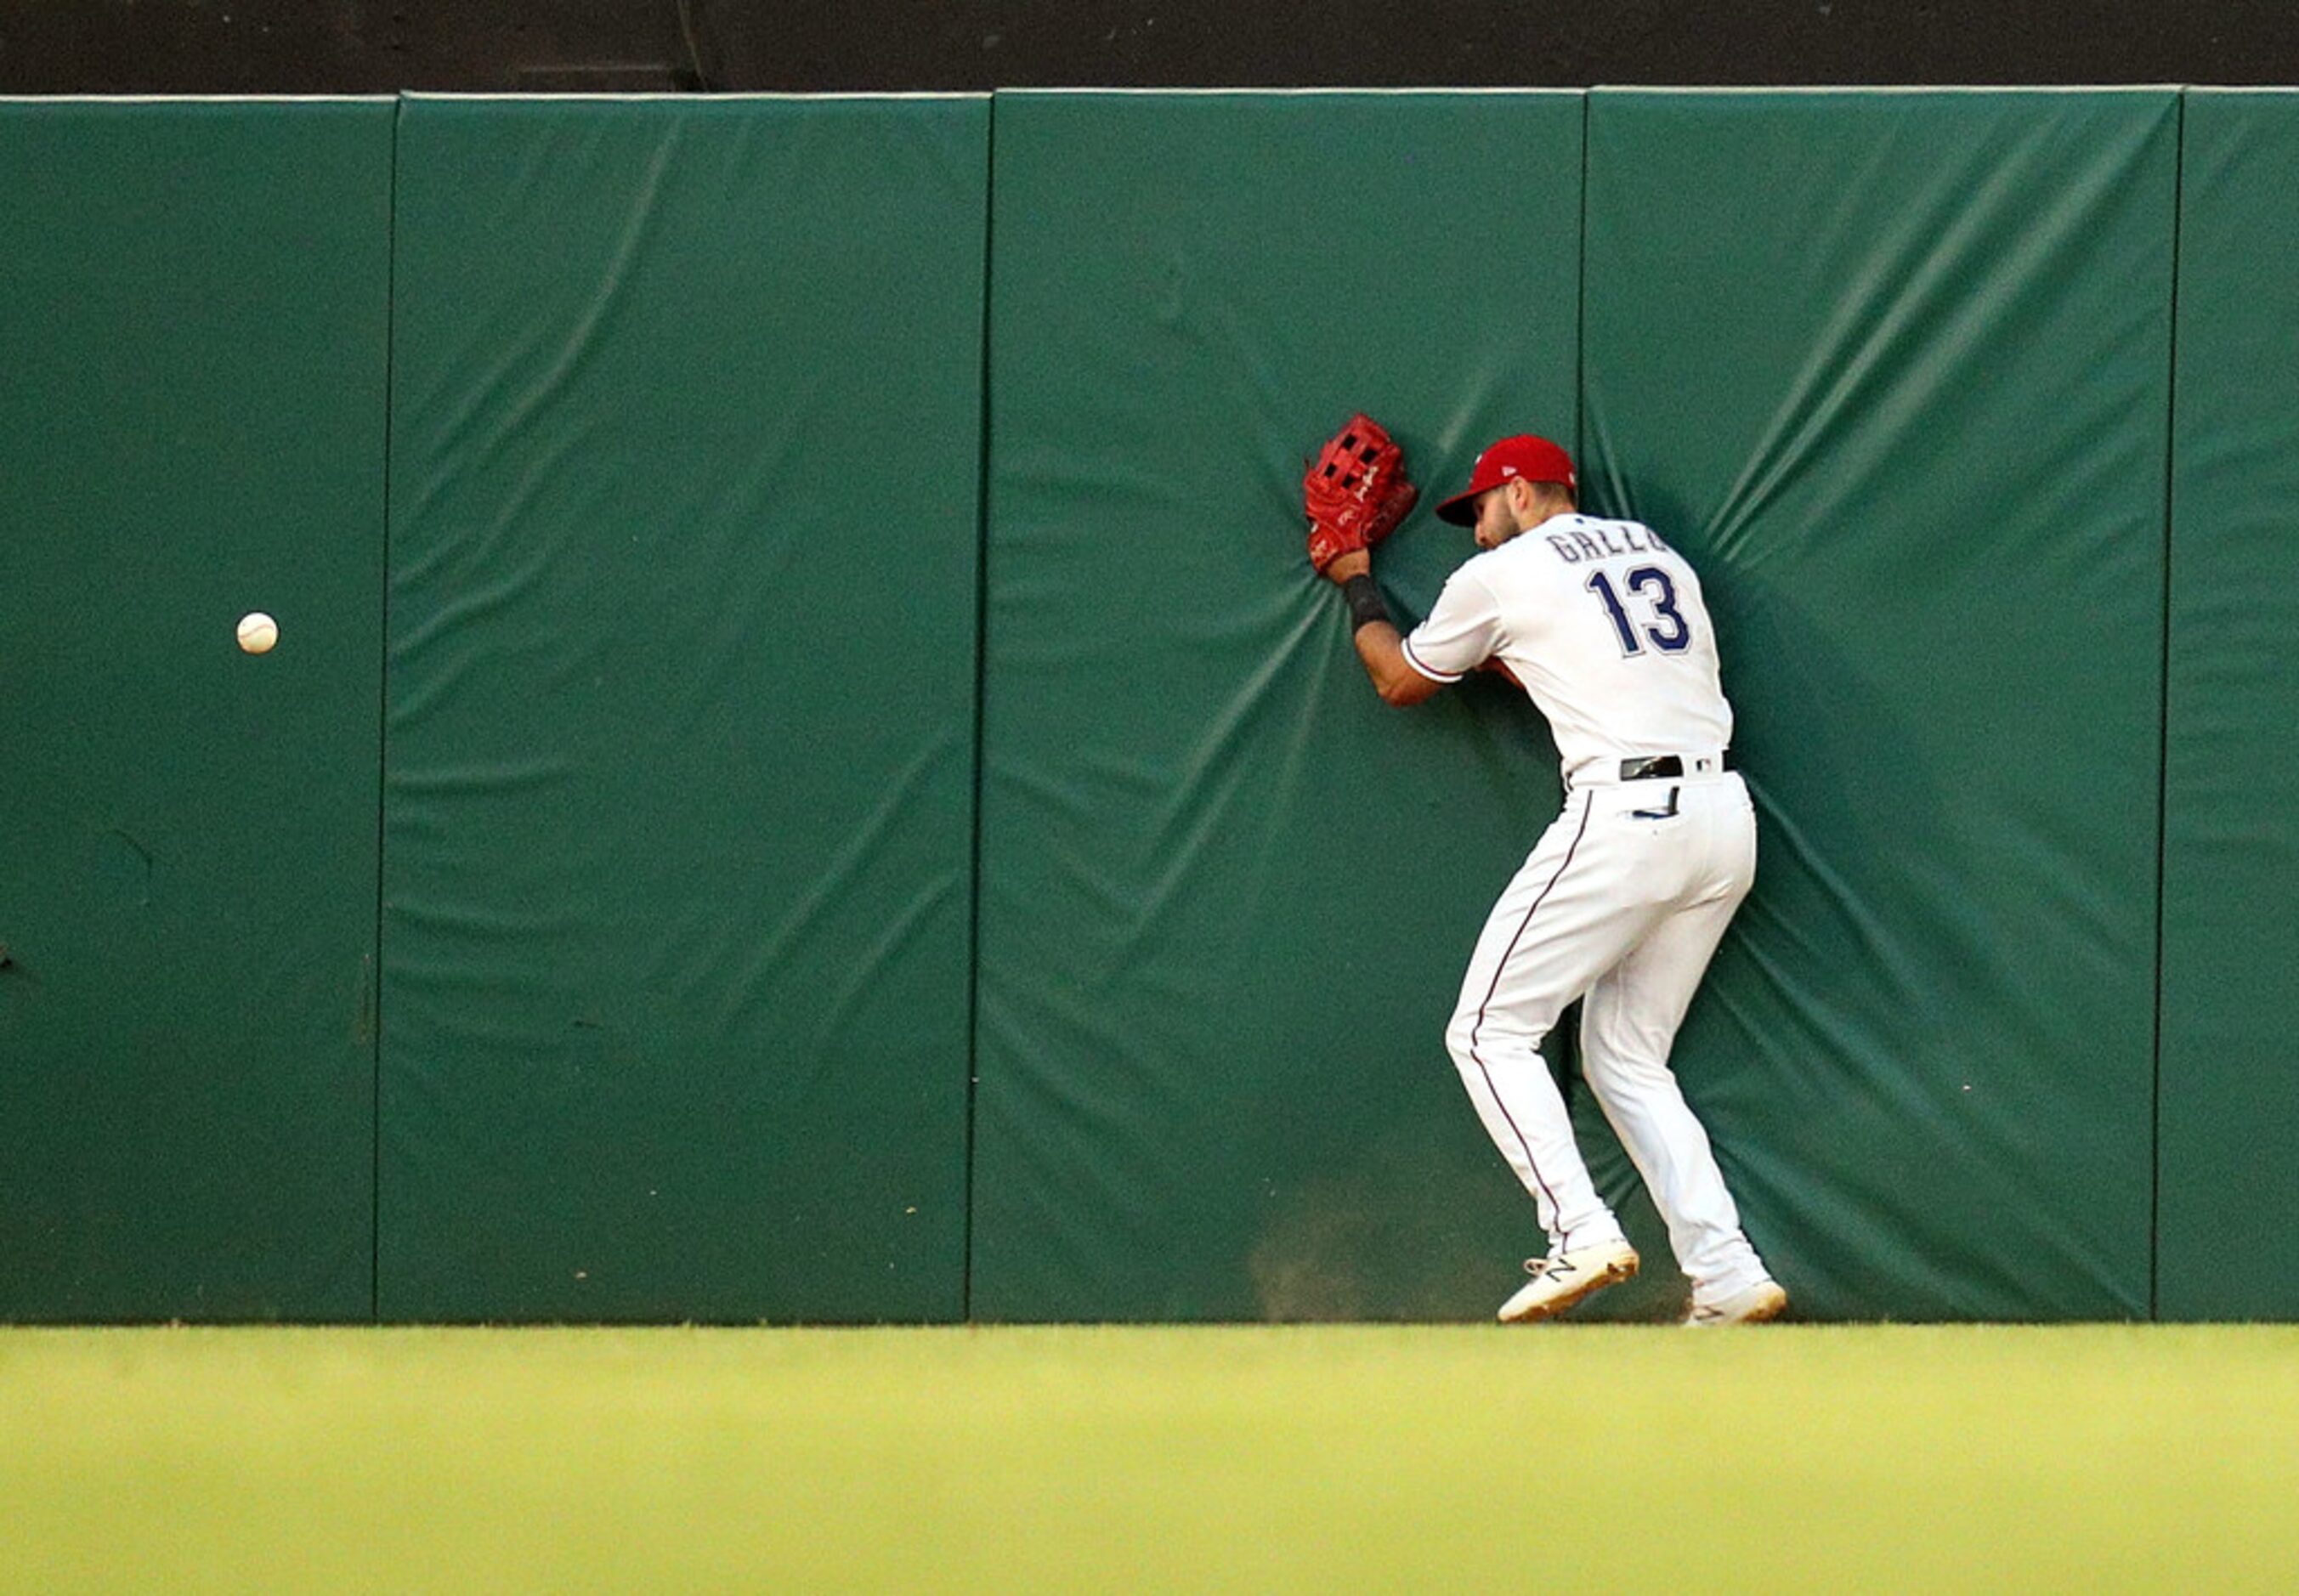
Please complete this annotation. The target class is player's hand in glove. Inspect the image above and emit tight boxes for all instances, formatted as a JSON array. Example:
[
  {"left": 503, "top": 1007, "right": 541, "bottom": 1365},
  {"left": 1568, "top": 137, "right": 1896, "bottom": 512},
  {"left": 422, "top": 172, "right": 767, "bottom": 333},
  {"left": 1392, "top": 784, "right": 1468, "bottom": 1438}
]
[{"left": 1305, "top": 413, "right": 1417, "bottom": 579}]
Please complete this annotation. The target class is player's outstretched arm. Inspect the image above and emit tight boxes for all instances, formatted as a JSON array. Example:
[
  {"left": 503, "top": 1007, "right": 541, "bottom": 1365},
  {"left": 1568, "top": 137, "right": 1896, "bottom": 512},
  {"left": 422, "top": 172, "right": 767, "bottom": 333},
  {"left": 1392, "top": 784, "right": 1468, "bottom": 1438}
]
[{"left": 1324, "top": 549, "right": 1443, "bottom": 708}]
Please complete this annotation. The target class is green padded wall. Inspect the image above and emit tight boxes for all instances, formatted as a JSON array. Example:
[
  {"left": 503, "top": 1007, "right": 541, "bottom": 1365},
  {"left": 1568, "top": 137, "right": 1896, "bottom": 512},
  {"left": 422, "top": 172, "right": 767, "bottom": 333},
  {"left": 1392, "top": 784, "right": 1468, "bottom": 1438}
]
[
  {"left": 381, "top": 96, "right": 987, "bottom": 1322},
  {"left": 975, "top": 91, "right": 1587, "bottom": 1321},
  {"left": 2160, "top": 91, "right": 2299, "bottom": 1321},
  {"left": 11, "top": 88, "right": 2294, "bottom": 1326},
  {"left": 1581, "top": 89, "right": 2177, "bottom": 1320},
  {"left": 0, "top": 100, "right": 392, "bottom": 1320}
]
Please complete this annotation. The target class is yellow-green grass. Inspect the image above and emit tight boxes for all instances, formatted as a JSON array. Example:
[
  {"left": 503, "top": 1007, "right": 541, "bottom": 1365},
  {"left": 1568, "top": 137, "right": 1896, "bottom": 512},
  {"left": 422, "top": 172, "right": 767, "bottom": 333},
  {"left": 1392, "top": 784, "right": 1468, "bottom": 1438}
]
[{"left": 3, "top": 1324, "right": 2295, "bottom": 1592}]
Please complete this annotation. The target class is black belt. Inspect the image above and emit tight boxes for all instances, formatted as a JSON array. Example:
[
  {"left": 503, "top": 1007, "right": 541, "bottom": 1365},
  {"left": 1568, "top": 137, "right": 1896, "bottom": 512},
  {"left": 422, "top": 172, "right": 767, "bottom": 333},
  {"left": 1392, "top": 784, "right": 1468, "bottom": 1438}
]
[{"left": 1620, "top": 753, "right": 1736, "bottom": 782}]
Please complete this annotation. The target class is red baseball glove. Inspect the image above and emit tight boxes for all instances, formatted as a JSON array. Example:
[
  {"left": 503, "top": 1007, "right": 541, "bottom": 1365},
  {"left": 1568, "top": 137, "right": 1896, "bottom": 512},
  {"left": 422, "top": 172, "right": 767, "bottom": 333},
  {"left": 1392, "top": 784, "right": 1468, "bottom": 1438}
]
[{"left": 1303, "top": 413, "right": 1418, "bottom": 574}]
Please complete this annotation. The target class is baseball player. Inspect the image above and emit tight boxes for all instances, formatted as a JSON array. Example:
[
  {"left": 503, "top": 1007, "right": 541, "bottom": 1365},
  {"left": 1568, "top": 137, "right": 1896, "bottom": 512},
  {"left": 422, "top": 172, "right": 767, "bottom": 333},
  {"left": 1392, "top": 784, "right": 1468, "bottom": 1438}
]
[{"left": 1304, "top": 421, "right": 1786, "bottom": 1326}]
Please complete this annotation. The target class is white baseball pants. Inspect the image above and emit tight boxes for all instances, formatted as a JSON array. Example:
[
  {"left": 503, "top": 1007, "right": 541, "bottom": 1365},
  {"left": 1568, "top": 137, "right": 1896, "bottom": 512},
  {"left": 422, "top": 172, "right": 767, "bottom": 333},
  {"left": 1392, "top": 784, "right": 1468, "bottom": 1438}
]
[{"left": 1444, "top": 768, "right": 1771, "bottom": 1299}]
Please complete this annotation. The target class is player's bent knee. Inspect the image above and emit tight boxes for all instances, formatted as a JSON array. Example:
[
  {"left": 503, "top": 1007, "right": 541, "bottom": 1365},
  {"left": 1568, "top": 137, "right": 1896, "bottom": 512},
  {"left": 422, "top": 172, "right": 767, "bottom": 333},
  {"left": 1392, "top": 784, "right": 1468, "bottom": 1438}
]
[
  {"left": 1443, "top": 1011, "right": 1480, "bottom": 1070},
  {"left": 1446, "top": 1009, "right": 1548, "bottom": 1071},
  {"left": 1584, "top": 1050, "right": 1682, "bottom": 1100}
]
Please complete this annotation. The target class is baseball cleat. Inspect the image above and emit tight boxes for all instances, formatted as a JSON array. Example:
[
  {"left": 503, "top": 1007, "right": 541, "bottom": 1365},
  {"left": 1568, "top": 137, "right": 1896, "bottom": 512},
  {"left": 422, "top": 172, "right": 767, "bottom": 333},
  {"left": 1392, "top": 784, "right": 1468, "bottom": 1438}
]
[
  {"left": 1497, "top": 1237, "right": 1640, "bottom": 1323},
  {"left": 1685, "top": 1278, "right": 1789, "bottom": 1327}
]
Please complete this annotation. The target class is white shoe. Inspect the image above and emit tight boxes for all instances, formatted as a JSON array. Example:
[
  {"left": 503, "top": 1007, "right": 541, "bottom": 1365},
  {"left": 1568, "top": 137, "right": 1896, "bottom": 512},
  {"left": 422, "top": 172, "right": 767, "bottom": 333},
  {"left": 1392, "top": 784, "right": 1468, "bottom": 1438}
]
[
  {"left": 1685, "top": 1278, "right": 1789, "bottom": 1326},
  {"left": 1497, "top": 1237, "right": 1639, "bottom": 1323}
]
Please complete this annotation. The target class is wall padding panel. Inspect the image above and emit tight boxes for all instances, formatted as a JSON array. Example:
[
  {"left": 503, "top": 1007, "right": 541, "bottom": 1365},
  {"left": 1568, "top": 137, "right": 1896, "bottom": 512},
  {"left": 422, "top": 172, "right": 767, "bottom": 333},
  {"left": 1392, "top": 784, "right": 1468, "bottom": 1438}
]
[
  {"left": 2159, "top": 89, "right": 2299, "bottom": 1322},
  {"left": 0, "top": 99, "right": 391, "bottom": 1320},
  {"left": 381, "top": 95, "right": 987, "bottom": 1322},
  {"left": 1581, "top": 89, "right": 2177, "bottom": 1320},
  {"left": 975, "top": 91, "right": 1586, "bottom": 1321}
]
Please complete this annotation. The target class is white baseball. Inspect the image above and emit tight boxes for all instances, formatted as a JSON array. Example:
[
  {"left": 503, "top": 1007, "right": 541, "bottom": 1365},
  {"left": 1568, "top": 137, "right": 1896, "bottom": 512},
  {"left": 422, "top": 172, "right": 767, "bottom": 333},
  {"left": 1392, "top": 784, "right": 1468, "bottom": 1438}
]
[{"left": 236, "top": 612, "right": 279, "bottom": 654}]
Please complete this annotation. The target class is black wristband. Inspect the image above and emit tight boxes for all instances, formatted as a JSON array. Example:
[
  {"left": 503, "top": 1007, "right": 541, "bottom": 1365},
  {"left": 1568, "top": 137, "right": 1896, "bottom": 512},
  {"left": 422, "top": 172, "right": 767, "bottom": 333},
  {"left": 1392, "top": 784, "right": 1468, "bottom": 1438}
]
[{"left": 1341, "top": 573, "right": 1390, "bottom": 633}]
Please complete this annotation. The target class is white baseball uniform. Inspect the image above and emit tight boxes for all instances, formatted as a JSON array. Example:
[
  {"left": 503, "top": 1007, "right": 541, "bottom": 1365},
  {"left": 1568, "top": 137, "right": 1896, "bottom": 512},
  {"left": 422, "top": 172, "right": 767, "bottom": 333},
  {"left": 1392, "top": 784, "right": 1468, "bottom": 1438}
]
[{"left": 1403, "top": 512, "right": 1773, "bottom": 1304}]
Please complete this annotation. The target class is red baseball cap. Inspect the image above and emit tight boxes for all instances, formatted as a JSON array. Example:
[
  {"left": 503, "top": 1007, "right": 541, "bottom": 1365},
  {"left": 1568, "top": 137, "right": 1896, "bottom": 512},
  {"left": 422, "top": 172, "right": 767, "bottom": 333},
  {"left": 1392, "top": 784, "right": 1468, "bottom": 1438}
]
[{"left": 1435, "top": 434, "right": 1577, "bottom": 525}]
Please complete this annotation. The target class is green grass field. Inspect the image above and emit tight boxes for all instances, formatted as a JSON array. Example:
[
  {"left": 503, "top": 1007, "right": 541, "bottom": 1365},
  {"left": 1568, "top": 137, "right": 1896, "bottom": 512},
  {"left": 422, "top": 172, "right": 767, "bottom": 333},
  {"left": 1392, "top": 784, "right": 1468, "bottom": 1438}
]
[{"left": 3, "top": 1324, "right": 2296, "bottom": 1592}]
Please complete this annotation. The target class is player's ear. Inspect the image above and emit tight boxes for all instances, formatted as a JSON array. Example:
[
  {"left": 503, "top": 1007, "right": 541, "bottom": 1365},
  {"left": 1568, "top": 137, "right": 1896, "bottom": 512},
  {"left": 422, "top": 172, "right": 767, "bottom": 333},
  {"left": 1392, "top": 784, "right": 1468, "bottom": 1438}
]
[{"left": 1523, "top": 478, "right": 1570, "bottom": 518}]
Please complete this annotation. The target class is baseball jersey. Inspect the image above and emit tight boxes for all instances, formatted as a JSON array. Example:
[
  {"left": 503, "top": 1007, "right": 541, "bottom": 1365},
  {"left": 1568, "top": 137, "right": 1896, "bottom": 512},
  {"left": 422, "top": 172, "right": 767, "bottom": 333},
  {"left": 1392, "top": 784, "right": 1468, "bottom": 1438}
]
[{"left": 1401, "top": 513, "right": 1734, "bottom": 782}]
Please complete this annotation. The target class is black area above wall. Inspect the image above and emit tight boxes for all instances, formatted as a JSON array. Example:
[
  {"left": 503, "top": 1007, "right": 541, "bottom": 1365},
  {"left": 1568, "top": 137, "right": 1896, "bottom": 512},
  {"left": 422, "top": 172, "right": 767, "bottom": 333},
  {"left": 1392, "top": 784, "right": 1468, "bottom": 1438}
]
[{"left": 3, "top": 0, "right": 2297, "bottom": 94}]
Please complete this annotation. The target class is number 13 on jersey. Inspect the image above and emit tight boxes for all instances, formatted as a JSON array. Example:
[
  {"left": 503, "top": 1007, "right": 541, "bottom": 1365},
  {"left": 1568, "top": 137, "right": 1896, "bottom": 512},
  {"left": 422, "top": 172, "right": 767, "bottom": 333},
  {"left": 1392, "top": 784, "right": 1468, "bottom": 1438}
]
[{"left": 1587, "top": 567, "right": 1691, "bottom": 656}]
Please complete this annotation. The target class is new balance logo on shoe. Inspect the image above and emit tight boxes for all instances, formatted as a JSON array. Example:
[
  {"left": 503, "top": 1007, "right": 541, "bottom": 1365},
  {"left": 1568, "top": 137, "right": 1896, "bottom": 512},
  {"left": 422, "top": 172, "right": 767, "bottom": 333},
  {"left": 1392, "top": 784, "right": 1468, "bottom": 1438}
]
[{"left": 1498, "top": 1237, "right": 1641, "bottom": 1323}]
